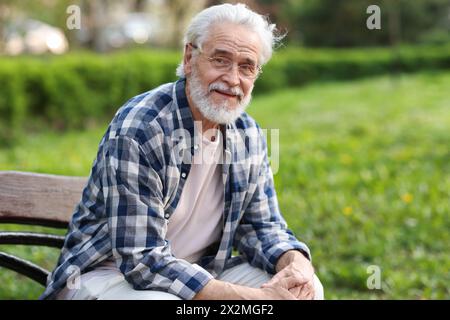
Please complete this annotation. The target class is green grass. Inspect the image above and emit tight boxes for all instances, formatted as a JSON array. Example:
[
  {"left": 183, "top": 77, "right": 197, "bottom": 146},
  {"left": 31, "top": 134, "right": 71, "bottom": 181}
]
[{"left": 1, "top": 70, "right": 449, "bottom": 299}]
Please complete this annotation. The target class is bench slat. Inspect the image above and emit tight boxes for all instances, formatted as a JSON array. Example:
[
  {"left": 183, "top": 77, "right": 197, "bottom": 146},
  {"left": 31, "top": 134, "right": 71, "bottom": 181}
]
[
  {"left": 0, "top": 231, "right": 65, "bottom": 248},
  {"left": 0, "top": 171, "right": 87, "bottom": 227}
]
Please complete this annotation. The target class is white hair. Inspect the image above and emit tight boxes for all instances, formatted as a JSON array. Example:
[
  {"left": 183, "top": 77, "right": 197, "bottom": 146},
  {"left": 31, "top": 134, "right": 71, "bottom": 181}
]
[{"left": 176, "top": 3, "right": 284, "bottom": 77}]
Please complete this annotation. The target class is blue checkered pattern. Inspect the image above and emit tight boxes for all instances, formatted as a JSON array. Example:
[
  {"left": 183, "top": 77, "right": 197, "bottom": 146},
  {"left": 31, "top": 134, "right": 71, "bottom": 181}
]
[{"left": 40, "top": 78, "right": 310, "bottom": 300}]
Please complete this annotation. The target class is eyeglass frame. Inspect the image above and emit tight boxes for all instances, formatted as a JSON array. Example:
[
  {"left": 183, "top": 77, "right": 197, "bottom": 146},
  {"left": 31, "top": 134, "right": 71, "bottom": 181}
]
[{"left": 188, "top": 43, "right": 262, "bottom": 80}]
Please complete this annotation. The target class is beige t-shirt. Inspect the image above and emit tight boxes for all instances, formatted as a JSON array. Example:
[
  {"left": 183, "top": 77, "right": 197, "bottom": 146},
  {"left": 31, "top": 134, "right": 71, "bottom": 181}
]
[{"left": 166, "top": 127, "right": 224, "bottom": 263}]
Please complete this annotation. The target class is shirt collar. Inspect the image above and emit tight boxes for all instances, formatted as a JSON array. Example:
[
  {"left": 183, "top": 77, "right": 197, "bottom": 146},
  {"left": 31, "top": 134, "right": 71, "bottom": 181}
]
[{"left": 174, "top": 77, "right": 196, "bottom": 142}]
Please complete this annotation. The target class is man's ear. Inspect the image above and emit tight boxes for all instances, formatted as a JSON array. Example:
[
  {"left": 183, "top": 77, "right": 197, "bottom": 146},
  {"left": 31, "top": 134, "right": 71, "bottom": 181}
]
[{"left": 183, "top": 43, "right": 193, "bottom": 76}]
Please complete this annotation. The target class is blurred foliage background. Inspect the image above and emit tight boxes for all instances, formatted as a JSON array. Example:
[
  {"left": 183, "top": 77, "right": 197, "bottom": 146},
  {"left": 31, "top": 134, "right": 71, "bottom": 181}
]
[{"left": 0, "top": 0, "right": 449, "bottom": 299}]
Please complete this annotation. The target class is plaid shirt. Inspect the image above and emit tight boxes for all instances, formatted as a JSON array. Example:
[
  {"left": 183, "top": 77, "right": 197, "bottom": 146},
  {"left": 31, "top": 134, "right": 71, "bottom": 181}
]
[{"left": 40, "top": 78, "right": 310, "bottom": 300}]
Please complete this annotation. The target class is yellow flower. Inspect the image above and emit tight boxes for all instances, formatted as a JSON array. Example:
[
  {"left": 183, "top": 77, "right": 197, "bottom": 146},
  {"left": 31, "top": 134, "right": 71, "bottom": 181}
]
[
  {"left": 343, "top": 206, "right": 353, "bottom": 216},
  {"left": 401, "top": 193, "right": 413, "bottom": 204}
]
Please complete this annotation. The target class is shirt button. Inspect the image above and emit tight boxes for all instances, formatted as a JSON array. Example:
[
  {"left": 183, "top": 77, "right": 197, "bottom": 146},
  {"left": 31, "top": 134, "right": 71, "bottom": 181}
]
[
  {"left": 194, "top": 144, "right": 199, "bottom": 150},
  {"left": 164, "top": 213, "right": 170, "bottom": 219},
  {"left": 181, "top": 172, "right": 187, "bottom": 178}
]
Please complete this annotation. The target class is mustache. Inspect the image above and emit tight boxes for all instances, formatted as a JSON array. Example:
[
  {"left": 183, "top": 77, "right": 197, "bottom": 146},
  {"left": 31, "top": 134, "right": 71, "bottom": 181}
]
[{"left": 209, "top": 82, "right": 244, "bottom": 99}]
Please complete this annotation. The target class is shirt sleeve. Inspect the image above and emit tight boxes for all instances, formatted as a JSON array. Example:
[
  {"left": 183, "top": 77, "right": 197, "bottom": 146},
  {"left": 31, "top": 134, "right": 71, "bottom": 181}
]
[
  {"left": 233, "top": 135, "right": 311, "bottom": 274},
  {"left": 102, "top": 134, "right": 213, "bottom": 300}
]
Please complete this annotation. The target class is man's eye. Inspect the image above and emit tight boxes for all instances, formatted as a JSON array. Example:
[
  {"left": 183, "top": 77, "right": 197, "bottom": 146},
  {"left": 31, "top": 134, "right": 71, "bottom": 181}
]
[
  {"left": 240, "top": 64, "right": 255, "bottom": 72},
  {"left": 213, "top": 57, "right": 229, "bottom": 65}
]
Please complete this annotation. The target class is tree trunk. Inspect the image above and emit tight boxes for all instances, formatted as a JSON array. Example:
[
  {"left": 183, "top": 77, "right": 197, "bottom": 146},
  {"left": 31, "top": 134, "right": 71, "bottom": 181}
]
[{"left": 83, "top": 0, "right": 109, "bottom": 52}]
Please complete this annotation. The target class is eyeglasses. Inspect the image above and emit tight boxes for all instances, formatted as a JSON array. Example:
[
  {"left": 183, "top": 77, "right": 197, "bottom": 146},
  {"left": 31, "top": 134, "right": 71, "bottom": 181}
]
[{"left": 189, "top": 43, "right": 262, "bottom": 79}]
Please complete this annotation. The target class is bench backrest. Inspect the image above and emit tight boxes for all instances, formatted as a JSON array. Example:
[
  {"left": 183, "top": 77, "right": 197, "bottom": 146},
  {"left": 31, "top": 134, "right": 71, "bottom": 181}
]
[
  {"left": 0, "top": 171, "right": 87, "bottom": 228},
  {"left": 0, "top": 171, "right": 87, "bottom": 287}
]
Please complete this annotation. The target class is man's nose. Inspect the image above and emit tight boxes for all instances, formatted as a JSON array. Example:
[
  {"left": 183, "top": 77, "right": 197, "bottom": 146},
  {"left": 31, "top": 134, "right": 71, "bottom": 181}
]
[{"left": 221, "top": 64, "right": 240, "bottom": 87}]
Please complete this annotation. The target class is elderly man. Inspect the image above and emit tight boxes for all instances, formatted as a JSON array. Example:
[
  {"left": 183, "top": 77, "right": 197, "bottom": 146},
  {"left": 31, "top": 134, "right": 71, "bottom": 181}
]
[{"left": 41, "top": 3, "right": 323, "bottom": 300}]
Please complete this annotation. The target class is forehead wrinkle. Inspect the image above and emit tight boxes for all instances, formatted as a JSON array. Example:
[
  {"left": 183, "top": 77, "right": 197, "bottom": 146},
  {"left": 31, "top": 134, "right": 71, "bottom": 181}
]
[
  {"left": 203, "top": 23, "right": 261, "bottom": 62},
  {"left": 209, "top": 36, "right": 259, "bottom": 55},
  {"left": 212, "top": 48, "right": 257, "bottom": 65}
]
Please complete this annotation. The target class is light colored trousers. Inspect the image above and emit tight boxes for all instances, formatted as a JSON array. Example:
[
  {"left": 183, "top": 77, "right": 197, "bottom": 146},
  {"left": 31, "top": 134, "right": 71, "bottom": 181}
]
[{"left": 58, "top": 262, "right": 324, "bottom": 300}]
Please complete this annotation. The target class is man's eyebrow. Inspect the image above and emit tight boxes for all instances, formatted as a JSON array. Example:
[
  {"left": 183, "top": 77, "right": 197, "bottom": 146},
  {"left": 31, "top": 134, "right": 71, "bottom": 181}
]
[
  {"left": 212, "top": 48, "right": 233, "bottom": 57},
  {"left": 242, "top": 57, "right": 257, "bottom": 66}
]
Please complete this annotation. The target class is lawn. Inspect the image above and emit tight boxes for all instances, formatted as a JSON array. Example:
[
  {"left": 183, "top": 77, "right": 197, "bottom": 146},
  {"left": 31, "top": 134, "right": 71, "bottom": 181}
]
[{"left": 1, "top": 70, "right": 449, "bottom": 299}]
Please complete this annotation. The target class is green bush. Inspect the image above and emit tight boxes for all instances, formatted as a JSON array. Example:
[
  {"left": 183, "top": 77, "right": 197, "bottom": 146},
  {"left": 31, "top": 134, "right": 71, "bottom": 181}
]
[
  {"left": 0, "top": 63, "right": 27, "bottom": 144},
  {"left": 256, "top": 45, "right": 450, "bottom": 92},
  {"left": 0, "top": 45, "right": 449, "bottom": 145}
]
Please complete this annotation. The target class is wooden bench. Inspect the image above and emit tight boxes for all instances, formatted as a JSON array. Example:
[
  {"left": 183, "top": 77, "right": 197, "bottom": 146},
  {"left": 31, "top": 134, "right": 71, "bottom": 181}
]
[{"left": 0, "top": 171, "right": 86, "bottom": 286}]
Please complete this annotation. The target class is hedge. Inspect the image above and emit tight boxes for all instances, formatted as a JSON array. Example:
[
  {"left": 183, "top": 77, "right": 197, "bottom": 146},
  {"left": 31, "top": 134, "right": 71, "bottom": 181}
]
[
  {"left": 0, "top": 45, "right": 449, "bottom": 145},
  {"left": 256, "top": 45, "right": 450, "bottom": 91}
]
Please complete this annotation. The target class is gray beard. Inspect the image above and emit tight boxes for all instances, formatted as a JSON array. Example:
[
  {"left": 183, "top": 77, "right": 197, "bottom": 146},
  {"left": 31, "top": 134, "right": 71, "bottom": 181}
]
[{"left": 187, "top": 70, "right": 252, "bottom": 125}]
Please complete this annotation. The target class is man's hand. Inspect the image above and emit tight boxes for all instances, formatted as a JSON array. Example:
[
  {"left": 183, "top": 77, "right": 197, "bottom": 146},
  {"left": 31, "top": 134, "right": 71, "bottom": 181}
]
[
  {"left": 193, "top": 278, "right": 298, "bottom": 300},
  {"left": 193, "top": 250, "right": 316, "bottom": 300},
  {"left": 262, "top": 250, "right": 316, "bottom": 300},
  {"left": 259, "top": 277, "right": 302, "bottom": 300}
]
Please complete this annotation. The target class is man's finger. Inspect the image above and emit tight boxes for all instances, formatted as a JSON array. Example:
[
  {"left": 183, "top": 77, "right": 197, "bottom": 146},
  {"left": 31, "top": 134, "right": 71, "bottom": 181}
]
[
  {"left": 278, "top": 276, "right": 307, "bottom": 289},
  {"left": 297, "top": 281, "right": 315, "bottom": 300},
  {"left": 289, "top": 286, "right": 301, "bottom": 297},
  {"left": 261, "top": 270, "right": 288, "bottom": 287}
]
